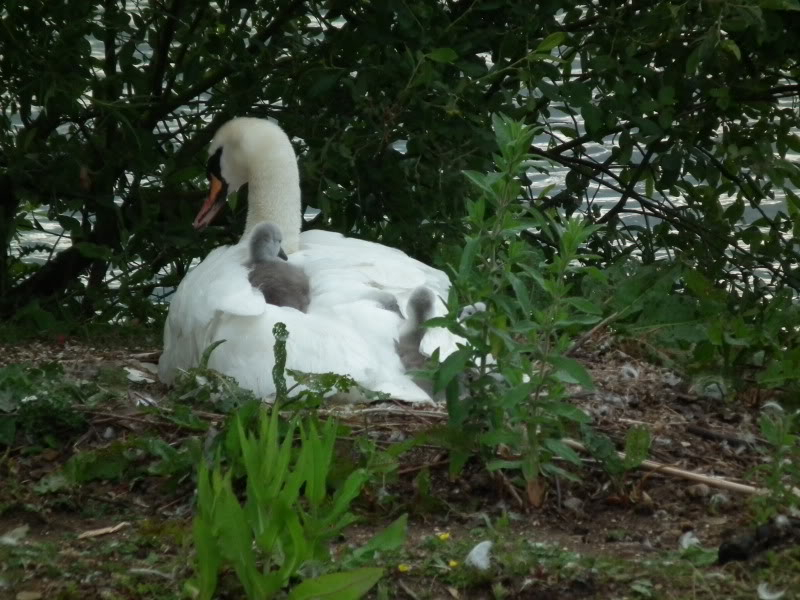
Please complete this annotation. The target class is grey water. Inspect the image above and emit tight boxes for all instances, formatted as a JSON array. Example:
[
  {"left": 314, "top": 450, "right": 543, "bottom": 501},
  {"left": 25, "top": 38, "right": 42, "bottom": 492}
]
[{"left": 6, "top": 23, "right": 798, "bottom": 293}]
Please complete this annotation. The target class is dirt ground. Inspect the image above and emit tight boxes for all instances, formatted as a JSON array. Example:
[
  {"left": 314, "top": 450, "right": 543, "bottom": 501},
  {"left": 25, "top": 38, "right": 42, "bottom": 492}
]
[{"left": 0, "top": 333, "right": 797, "bottom": 599}]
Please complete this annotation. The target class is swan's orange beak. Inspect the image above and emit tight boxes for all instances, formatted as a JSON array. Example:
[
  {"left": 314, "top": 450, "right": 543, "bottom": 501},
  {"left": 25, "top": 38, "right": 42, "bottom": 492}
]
[{"left": 193, "top": 174, "right": 229, "bottom": 230}]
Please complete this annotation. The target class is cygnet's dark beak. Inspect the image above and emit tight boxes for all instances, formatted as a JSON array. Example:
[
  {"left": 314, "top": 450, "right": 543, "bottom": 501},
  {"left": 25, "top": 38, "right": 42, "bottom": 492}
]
[
  {"left": 278, "top": 248, "right": 288, "bottom": 261},
  {"left": 193, "top": 174, "right": 229, "bottom": 230}
]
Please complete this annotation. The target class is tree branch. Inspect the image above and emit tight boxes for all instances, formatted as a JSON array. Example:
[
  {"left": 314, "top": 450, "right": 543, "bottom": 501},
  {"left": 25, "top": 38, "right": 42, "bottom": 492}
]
[
  {"left": 149, "top": 0, "right": 187, "bottom": 100},
  {"left": 163, "top": 4, "right": 208, "bottom": 97},
  {"left": 0, "top": 174, "right": 19, "bottom": 297},
  {"left": 140, "top": 0, "right": 307, "bottom": 129},
  {"left": 598, "top": 140, "right": 659, "bottom": 224}
]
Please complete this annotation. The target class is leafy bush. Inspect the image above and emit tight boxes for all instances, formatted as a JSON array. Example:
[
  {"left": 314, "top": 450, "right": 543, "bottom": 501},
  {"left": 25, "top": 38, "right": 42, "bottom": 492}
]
[
  {"left": 1, "top": 0, "right": 798, "bottom": 331},
  {"left": 752, "top": 406, "right": 800, "bottom": 520},
  {"left": 429, "top": 115, "right": 599, "bottom": 498}
]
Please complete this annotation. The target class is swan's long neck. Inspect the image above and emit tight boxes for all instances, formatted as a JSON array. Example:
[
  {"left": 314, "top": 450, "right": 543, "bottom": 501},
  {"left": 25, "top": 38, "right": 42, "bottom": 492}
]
[{"left": 242, "top": 141, "right": 302, "bottom": 254}]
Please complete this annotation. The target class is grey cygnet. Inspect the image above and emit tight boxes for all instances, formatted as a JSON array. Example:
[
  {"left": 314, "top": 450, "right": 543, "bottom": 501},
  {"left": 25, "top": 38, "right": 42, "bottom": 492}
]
[
  {"left": 247, "top": 222, "right": 310, "bottom": 312},
  {"left": 396, "top": 286, "right": 436, "bottom": 371}
]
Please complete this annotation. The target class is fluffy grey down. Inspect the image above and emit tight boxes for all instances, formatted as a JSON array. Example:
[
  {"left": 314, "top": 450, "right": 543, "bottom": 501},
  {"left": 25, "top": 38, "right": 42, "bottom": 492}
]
[
  {"left": 396, "top": 286, "right": 435, "bottom": 371},
  {"left": 247, "top": 223, "right": 311, "bottom": 312}
]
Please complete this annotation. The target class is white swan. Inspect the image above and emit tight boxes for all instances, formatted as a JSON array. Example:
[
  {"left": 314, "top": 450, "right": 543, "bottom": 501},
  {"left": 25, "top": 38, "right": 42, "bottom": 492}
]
[{"left": 158, "top": 117, "right": 460, "bottom": 403}]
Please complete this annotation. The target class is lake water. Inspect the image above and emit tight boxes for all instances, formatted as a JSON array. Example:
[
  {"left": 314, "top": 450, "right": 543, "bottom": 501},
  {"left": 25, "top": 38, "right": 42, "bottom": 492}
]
[{"left": 7, "top": 28, "right": 798, "bottom": 290}]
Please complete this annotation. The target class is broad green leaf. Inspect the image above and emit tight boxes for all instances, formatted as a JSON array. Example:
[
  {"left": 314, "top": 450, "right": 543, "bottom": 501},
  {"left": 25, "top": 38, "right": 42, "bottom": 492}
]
[
  {"left": 565, "top": 297, "right": 602, "bottom": 315},
  {"left": 622, "top": 427, "right": 651, "bottom": 469},
  {"left": 324, "top": 468, "right": 369, "bottom": 527},
  {"left": 535, "top": 31, "right": 567, "bottom": 53},
  {"left": 720, "top": 39, "right": 741, "bottom": 61},
  {"left": 287, "top": 567, "right": 384, "bottom": 600},
  {"left": 463, "top": 169, "right": 501, "bottom": 195},
  {"left": 480, "top": 427, "right": 524, "bottom": 447},
  {"left": 486, "top": 459, "right": 523, "bottom": 471},
  {"left": 539, "top": 401, "right": 591, "bottom": 423},
  {"left": 74, "top": 242, "right": 112, "bottom": 260},
  {"left": 434, "top": 347, "right": 471, "bottom": 393},
  {"left": 581, "top": 104, "right": 603, "bottom": 137},
  {"left": 193, "top": 510, "right": 221, "bottom": 600},
  {"left": 581, "top": 425, "right": 624, "bottom": 476},
  {"left": 427, "top": 48, "right": 457, "bottom": 63},
  {"left": 459, "top": 235, "right": 482, "bottom": 277},
  {"left": 548, "top": 355, "right": 594, "bottom": 389},
  {"left": 352, "top": 514, "right": 408, "bottom": 559},
  {"left": 500, "top": 381, "right": 535, "bottom": 410},
  {"left": 505, "top": 271, "right": 532, "bottom": 315},
  {"left": 541, "top": 462, "right": 581, "bottom": 482},
  {"left": 543, "top": 438, "right": 583, "bottom": 466}
]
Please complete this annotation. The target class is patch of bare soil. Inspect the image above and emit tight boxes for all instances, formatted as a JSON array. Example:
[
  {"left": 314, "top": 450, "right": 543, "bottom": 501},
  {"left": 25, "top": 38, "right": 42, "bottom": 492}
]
[{"left": 0, "top": 335, "right": 792, "bottom": 599}]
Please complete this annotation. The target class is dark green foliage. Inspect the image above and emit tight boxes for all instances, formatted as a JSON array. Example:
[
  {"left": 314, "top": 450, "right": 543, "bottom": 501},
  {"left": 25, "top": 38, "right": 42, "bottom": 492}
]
[
  {"left": 429, "top": 115, "right": 597, "bottom": 487},
  {"left": 0, "top": 363, "right": 89, "bottom": 447},
  {"left": 1, "top": 0, "right": 799, "bottom": 530},
  {"left": 752, "top": 407, "right": 800, "bottom": 520},
  {"left": 580, "top": 424, "right": 652, "bottom": 496},
  {"left": 0, "top": 0, "right": 797, "bottom": 328}
]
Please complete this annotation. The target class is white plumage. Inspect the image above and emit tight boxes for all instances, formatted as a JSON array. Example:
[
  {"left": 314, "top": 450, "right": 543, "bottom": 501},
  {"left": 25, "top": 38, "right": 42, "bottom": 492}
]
[{"left": 158, "top": 117, "right": 461, "bottom": 403}]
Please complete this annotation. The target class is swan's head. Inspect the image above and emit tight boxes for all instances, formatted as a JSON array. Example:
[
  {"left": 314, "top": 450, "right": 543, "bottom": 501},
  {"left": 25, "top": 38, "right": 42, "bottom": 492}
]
[
  {"left": 249, "top": 222, "right": 288, "bottom": 263},
  {"left": 192, "top": 118, "right": 297, "bottom": 230}
]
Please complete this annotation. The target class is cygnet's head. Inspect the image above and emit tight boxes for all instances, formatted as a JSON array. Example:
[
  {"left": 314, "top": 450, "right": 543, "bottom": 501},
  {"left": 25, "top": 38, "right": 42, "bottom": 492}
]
[
  {"left": 249, "top": 223, "right": 288, "bottom": 263},
  {"left": 192, "top": 118, "right": 296, "bottom": 230},
  {"left": 459, "top": 301, "right": 487, "bottom": 321},
  {"left": 407, "top": 287, "right": 435, "bottom": 324}
]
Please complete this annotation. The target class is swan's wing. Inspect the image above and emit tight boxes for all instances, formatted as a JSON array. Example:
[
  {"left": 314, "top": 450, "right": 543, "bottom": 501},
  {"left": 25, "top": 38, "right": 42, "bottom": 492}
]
[
  {"left": 159, "top": 239, "right": 432, "bottom": 402},
  {"left": 295, "top": 230, "right": 450, "bottom": 306},
  {"left": 295, "top": 230, "right": 463, "bottom": 358},
  {"left": 207, "top": 306, "right": 431, "bottom": 403},
  {"left": 158, "top": 243, "right": 265, "bottom": 384}
]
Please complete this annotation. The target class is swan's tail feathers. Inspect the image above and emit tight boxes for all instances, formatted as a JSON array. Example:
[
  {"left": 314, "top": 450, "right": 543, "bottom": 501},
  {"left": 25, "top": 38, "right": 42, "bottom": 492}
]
[{"left": 418, "top": 294, "right": 469, "bottom": 361}]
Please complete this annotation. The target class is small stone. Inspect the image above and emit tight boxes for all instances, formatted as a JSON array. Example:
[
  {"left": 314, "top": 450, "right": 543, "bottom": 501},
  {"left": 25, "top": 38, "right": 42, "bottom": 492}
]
[
  {"left": 465, "top": 540, "right": 493, "bottom": 571},
  {"left": 621, "top": 364, "right": 640, "bottom": 380},
  {"left": 386, "top": 430, "right": 406, "bottom": 442},
  {"left": 761, "top": 401, "right": 784, "bottom": 414},
  {"left": 757, "top": 583, "right": 785, "bottom": 600},
  {"left": 595, "top": 404, "right": 613, "bottom": 418},
  {"left": 686, "top": 483, "right": 710, "bottom": 498},
  {"left": 679, "top": 530, "right": 700, "bottom": 550},
  {"left": 124, "top": 366, "right": 155, "bottom": 384},
  {"left": 563, "top": 497, "right": 583, "bottom": 513},
  {"left": 0, "top": 525, "right": 29, "bottom": 546},
  {"left": 774, "top": 515, "right": 790, "bottom": 530},
  {"left": 699, "top": 383, "right": 725, "bottom": 401}
]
